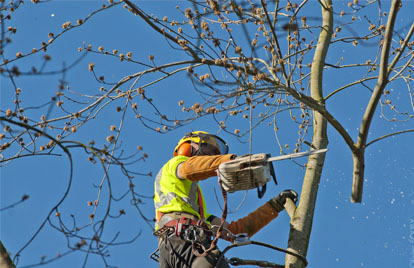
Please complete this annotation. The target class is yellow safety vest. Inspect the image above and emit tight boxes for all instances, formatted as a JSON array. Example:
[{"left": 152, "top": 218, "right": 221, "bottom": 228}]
[{"left": 154, "top": 156, "right": 211, "bottom": 228}]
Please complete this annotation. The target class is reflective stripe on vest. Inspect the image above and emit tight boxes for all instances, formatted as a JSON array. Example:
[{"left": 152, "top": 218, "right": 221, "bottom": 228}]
[
  {"left": 154, "top": 156, "right": 207, "bottom": 222},
  {"left": 154, "top": 168, "right": 200, "bottom": 213}
]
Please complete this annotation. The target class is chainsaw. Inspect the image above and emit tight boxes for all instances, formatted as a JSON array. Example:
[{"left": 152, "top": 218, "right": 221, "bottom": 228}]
[{"left": 217, "top": 148, "right": 328, "bottom": 198}]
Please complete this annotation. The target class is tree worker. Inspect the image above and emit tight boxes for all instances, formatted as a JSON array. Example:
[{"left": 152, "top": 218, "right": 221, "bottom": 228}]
[{"left": 153, "top": 131, "right": 298, "bottom": 268}]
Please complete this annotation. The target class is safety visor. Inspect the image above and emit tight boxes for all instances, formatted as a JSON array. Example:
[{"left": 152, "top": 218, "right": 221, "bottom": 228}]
[{"left": 186, "top": 132, "right": 229, "bottom": 155}]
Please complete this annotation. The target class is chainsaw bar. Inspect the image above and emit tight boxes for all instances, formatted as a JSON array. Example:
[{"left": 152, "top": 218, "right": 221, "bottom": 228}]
[{"left": 267, "top": 148, "right": 328, "bottom": 162}]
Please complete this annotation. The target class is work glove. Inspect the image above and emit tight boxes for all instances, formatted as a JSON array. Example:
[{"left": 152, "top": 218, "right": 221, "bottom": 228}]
[
  {"left": 226, "top": 190, "right": 298, "bottom": 239},
  {"left": 268, "top": 189, "right": 298, "bottom": 213}
]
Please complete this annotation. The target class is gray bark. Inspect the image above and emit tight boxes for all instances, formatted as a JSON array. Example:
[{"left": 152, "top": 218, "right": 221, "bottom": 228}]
[{"left": 0, "top": 241, "right": 15, "bottom": 268}]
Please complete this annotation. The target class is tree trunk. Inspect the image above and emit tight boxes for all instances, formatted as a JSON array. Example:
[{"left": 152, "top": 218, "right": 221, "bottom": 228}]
[
  {"left": 285, "top": 1, "right": 332, "bottom": 267},
  {"left": 0, "top": 241, "right": 16, "bottom": 268}
]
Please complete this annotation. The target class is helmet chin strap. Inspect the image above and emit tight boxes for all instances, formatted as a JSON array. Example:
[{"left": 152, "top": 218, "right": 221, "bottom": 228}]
[
  {"left": 194, "top": 149, "right": 205, "bottom": 156},
  {"left": 191, "top": 140, "right": 213, "bottom": 156},
  {"left": 191, "top": 141, "right": 203, "bottom": 156}
]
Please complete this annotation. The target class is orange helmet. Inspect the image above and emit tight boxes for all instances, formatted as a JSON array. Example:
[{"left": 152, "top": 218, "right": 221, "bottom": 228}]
[{"left": 173, "top": 131, "right": 229, "bottom": 157}]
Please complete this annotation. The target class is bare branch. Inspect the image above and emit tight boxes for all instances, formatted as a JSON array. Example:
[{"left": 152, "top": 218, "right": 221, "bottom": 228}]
[
  {"left": 387, "top": 21, "right": 414, "bottom": 72},
  {"left": 366, "top": 129, "right": 414, "bottom": 147},
  {"left": 352, "top": 0, "right": 401, "bottom": 203},
  {"left": 123, "top": 0, "right": 200, "bottom": 60}
]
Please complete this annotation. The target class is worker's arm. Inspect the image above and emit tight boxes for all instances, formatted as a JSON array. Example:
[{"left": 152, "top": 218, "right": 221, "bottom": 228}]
[
  {"left": 176, "top": 154, "right": 235, "bottom": 181},
  {"left": 226, "top": 189, "right": 298, "bottom": 239}
]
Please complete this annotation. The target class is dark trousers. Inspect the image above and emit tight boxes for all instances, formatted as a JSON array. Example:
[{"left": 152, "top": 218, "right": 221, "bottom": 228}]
[{"left": 158, "top": 235, "right": 229, "bottom": 268}]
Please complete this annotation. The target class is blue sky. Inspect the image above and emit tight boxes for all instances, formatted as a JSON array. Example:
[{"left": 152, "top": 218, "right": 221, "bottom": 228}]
[{"left": 1, "top": 1, "right": 413, "bottom": 268}]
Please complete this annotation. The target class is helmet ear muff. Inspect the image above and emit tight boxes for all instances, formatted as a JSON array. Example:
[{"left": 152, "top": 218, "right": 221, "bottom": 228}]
[{"left": 176, "top": 142, "right": 192, "bottom": 157}]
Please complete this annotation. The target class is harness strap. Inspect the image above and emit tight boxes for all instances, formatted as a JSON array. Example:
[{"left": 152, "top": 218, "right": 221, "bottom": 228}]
[
  {"left": 197, "top": 185, "right": 205, "bottom": 220},
  {"left": 193, "top": 180, "right": 228, "bottom": 257},
  {"left": 162, "top": 217, "right": 209, "bottom": 230},
  {"left": 156, "top": 210, "right": 164, "bottom": 222}
]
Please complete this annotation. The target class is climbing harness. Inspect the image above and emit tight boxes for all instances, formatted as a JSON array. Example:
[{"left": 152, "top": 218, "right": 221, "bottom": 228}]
[
  {"left": 151, "top": 216, "right": 215, "bottom": 262},
  {"left": 149, "top": 247, "right": 160, "bottom": 262},
  {"left": 150, "top": 198, "right": 309, "bottom": 267}
]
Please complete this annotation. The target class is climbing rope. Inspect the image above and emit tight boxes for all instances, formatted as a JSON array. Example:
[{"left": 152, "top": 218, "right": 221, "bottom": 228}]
[
  {"left": 228, "top": 257, "right": 284, "bottom": 267},
  {"left": 215, "top": 239, "right": 308, "bottom": 267},
  {"left": 193, "top": 181, "right": 229, "bottom": 257}
]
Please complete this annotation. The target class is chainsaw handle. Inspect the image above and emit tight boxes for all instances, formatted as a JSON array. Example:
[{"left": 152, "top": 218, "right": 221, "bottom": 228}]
[
  {"left": 266, "top": 154, "right": 277, "bottom": 186},
  {"left": 257, "top": 184, "right": 266, "bottom": 199},
  {"left": 257, "top": 157, "right": 275, "bottom": 198}
]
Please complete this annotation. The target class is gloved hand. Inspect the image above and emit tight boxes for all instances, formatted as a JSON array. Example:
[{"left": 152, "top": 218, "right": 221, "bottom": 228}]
[
  {"left": 268, "top": 189, "right": 298, "bottom": 213},
  {"left": 226, "top": 190, "right": 298, "bottom": 239}
]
